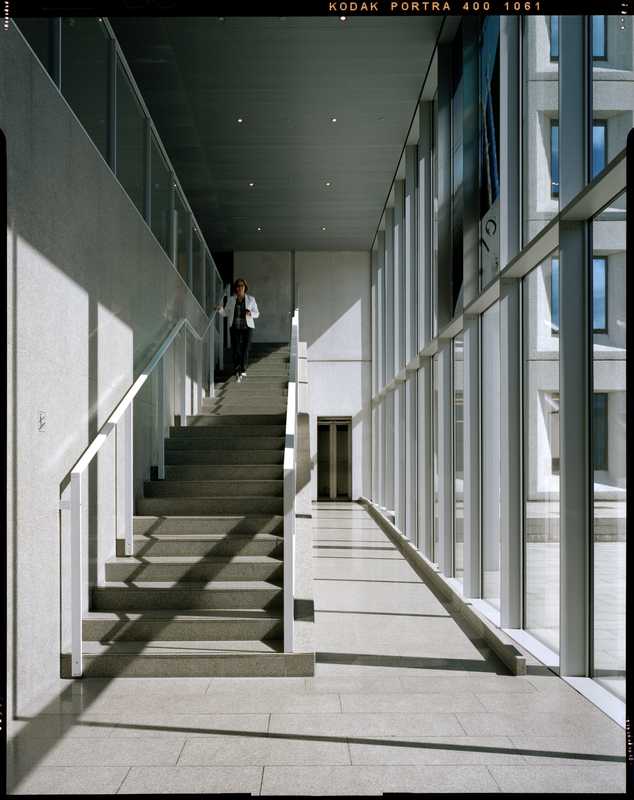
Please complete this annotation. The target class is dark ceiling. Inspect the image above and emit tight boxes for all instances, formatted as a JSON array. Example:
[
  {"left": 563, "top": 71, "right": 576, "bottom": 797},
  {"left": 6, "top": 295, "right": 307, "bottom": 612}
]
[{"left": 110, "top": 16, "right": 443, "bottom": 252}]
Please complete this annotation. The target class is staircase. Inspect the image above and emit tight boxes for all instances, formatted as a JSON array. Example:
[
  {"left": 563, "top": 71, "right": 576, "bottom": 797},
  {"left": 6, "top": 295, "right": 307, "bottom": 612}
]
[{"left": 62, "top": 342, "right": 313, "bottom": 678}]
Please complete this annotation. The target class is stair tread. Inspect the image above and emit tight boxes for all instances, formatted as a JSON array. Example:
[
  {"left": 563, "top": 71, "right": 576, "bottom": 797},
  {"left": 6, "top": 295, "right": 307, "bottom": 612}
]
[
  {"left": 106, "top": 556, "right": 282, "bottom": 565},
  {"left": 84, "top": 609, "right": 283, "bottom": 620},
  {"left": 133, "top": 515, "right": 283, "bottom": 521},
  {"left": 96, "top": 580, "right": 282, "bottom": 590},
  {"left": 81, "top": 640, "right": 286, "bottom": 655},
  {"left": 132, "top": 533, "right": 283, "bottom": 540}
]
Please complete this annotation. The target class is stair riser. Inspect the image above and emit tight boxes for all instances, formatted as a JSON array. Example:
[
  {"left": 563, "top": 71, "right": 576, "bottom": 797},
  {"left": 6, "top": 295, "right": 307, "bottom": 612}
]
[
  {"left": 182, "top": 423, "right": 286, "bottom": 435},
  {"left": 62, "top": 652, "right": 314, "bottom": 678},
  {"left": 165, "top": 451, "right": 283, "bottom": 465},
  {"left": 105, "top": 562, "right": 283, "bottom": 582},
  {"left": 133, "top": 516, "right": 284, "bottom": 535},
  {"left": 170, "top": 426, "right": 285, "bottom": 437},
  {"left": 118, "top": 539, "right": 283, "bottom": 557},
  {"left": 166, "top": 465, "right": 283, "bottom": 480},
  {"left": 166, "top": 438, "right": 284, "bottom": 451},
  {"left": 185, "top": 414, "right": 286, "bottom": 425},
  {"left": 137, "top": 498, "right": 284, "bottom": 515},
  {"left": 92, "top": 588, "right": 282, "bottom": 610},
  {"left": 83, "top": 619, "right": 282, "bottom": 642},
  {"left": 144, "top": 480, "right": 283, "bottom": 498}
]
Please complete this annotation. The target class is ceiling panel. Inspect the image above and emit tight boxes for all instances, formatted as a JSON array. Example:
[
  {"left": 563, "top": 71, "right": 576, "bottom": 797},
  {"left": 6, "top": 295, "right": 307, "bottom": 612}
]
[{"left": 110, "top": 15, "right": 442, "bottom": 251}]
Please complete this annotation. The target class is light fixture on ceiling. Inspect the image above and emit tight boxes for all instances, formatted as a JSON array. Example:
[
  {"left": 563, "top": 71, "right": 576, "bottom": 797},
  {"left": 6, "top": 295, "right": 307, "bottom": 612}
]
[
  {"left": 331, "top": 117, "right": 337, "bottom": 123},
  {"left": 248, "top": 182, "right": 255, "bottom": 187},
  {"left": 237, "top": 117, "right": 244, "bottom": 124},
  {"left": 322, "top": 226, "right": 327, "bottom": 231},
  {"left": 257, "top": 226, "right": 262, "bottom": 232},
  {"left": 340, "top": 16, "right": 347, "bottom": 21},
  {"left": 325, "top": 181, "right": 332, "bottom": 187}
]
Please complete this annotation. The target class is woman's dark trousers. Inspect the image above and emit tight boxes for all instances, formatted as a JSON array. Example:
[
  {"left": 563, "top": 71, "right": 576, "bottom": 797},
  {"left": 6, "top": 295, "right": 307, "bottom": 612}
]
[{"left": 231, "top": 327, "right": 252, "bottom": 373}]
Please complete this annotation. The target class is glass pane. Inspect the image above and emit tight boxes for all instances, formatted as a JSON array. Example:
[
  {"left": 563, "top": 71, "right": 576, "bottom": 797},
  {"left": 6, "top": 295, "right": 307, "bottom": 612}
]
[
  {"left": 174, "top": 189, "right": 190, "bottom": 284},
  {"left": 481, "top": 302, "right": 500, "bottom": 608},
  {"left": 192, "top": 229, "right": 203, "bottom": 306},
  {"left": 591, "top": 17, "right": 633, "bottom": 170},
  {"left": 15, "top": 19, "right": 52, "bottom": 77},
  {"left": 523, "top": 252, "right": 560, "bottom": 653},
  {"left": 61, "top": 18, "right": 109, "bottom": 160},
  {"left": 116, "top": 61, "right": 146, "bottom": 216},
  {"left": 593, "top": 257, "right": 607, "bottom": 331},
  {"left": 453, "top": 334, "right": 464, "bottom": 584},
  {"left": 206, "top": 254, "right": 215, "bottom": 314},
  {"left": 592, "top": 122, "right": 606, "bottom": 178},
  {"left": 432, "top": 355, "right": 440, "bottom": 562},
  {"left": 479, "top": 16, "right": 500, "bottom": 287},
  {"left": 431, "top": 92, "right": 439, "bottom": 338},
  {"left": 592, "top": 15, "right": 606, "bottom": 59},
  {"left": 523, "top": 16, "right": 559, "bottom": 244},
  {"left": 592, "top": 192, "right": 626, "bottom": 701},
  {"left": 150, "top": 135, "right": 171, "bottom": 256}
]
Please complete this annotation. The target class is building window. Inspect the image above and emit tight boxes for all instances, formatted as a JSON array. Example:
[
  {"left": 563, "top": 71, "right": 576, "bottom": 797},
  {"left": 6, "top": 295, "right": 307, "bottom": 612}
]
[
  {"left": 550, "top": 15, "right": 607, "bottom": 61},
  {"left": 593, "top": 393, "right": 609, "bottom": 471},
  {"left": 592, "top": 119, "right": 607, "bottom": 178},
  {"left": 549, "top": 16, "right": 559, "bottom": 61},
  {"left": 550, "top": 120, "right": 559, "bottom": 198},
  {"left": 550, "top": 119, "right": 606, "bottom": 197},
  {"left": 551, "top": 256, "right": 607, "bottom": 334},
  {"left": 592, "top": 15, "right": 607, "bottom": 60}
]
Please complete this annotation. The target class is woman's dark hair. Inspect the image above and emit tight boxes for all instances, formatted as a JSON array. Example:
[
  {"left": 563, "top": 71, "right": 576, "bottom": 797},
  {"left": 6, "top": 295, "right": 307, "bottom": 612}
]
[{"left": 233, "top": 277, "right": 249, "bottom": 293}]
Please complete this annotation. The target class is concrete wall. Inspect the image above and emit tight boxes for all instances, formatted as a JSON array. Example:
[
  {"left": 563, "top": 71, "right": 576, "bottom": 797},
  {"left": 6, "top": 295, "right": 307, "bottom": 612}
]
[
  {"left": 233, "top": 251, "right": 292, "bottom": 343},
  {"left": 4, "top": 25, "right": 208, "bottom": 719},
  {"left": 295, "top": 251, "right": 372, "bottom": 502}
]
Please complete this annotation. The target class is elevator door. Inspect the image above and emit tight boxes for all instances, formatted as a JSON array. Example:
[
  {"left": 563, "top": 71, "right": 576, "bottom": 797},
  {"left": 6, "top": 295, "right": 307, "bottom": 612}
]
[{"left": 317, "top": 418, "right": 352, "bottom": 500}]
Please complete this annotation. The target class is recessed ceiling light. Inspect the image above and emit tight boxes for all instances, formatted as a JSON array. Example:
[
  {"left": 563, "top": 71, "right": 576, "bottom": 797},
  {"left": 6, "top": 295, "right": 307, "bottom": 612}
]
[
  {"left": 237, "top": 117, "right": 244, "bottom": 124},
  {"left": 331, "top": 117, "right": 337, "bottom": 123},
  {"left": 257, "top": 227, "right": 262, "bottom": 231},
  {"left": 325, "top": 181, "right": 332, "bottom": 187},
  {"left": 340, "top": 16, "right": 347, "bottom": 21},
  {"left": 249, "top": 181, "right": 255, "bottom": 187},
  {"left": 322, "top": 226, "right": 327, "bottom": 231}
]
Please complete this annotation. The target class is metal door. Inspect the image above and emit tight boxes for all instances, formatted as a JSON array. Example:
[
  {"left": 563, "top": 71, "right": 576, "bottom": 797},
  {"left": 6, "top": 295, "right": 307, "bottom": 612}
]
[{"left": 316, "top": 417, "right": 352, "bottom": 500}]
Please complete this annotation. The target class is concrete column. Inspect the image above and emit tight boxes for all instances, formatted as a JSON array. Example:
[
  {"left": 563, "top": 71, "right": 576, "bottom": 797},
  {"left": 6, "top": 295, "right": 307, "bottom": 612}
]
[
  {"left": 385, "top": 209, "right": 395, "bottom": 382},
  {"left": 417, "top": 361, "right": 433, "bottom": 557},
  {"left": 499, "top": 16, "right": 520, "bottom": 270},
  {"left": 463, "top": 315, "right": 481, "bottom": 598},
  {"left": 394, "top": 181, "right": 406, "bottom": 374},
  {"left": 385, "top": 391, "right": 394, "bottom": 513},
  {"left": 405, "top": 372, "right": 417, "bottom": 544},
  {"left": 418, "top": 103, "right": 433, "bottom": 351},
  {"left": 499, "top": 279, "right": 522, "bottom": 628},
  {"left": 405, "top": 148, "right": 418, "bottom": 365},
  {"left": 438, "top": 341, "right": 453, "bottom": 576},
  {"left": 394, "top": 379, "right": 406, "bottom": 533},
  {"left": 559, "top": 15, "right": 590, "bottom": 677}
]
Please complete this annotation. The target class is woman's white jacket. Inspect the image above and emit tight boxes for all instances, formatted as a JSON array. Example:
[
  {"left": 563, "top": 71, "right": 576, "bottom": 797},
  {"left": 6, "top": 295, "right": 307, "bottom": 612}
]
[{"left": 218, "top": 293, "right": 260, "bottom": 329}]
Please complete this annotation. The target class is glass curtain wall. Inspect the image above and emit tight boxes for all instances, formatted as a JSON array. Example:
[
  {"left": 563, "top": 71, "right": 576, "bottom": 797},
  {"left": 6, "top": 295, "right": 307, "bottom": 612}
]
[
  {"left": 175, "top": 189, "right": 190, "bottom": 284},
  {"left": 591, "top": 193, "right": 626, "bottom": 701},
  {"left": 523, "top": 252, "right": 560, "bottom": 652},
  {"left": 479, "top": 16, "right": 501, "bottom": 287},
  {"left": 481, "top": 302, "right": 501, "bottom": 608},
  {"left": 451, "top": 25, "right": 464, "bottom": 317},
  {"left": 522, "top": 15, "right": 559, "bottom": 244},
  {"left": 453, "top": 334, "right": 464, "bottom": 583}
]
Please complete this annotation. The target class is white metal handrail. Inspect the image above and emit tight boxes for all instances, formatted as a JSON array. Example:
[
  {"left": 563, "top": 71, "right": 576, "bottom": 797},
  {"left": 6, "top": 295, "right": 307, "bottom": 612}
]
[
  {"left": 283, "top": 308, "right": 300, "bottom": 652},
  {"left": 60, "top": 306, "right": 224, "bottom": 678}
]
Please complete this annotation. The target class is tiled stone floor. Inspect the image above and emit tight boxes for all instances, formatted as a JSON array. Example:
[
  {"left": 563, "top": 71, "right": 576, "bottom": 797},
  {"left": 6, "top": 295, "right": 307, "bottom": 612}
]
[{"left": 7, "top": 502, "right": 627, "bottom": 795}]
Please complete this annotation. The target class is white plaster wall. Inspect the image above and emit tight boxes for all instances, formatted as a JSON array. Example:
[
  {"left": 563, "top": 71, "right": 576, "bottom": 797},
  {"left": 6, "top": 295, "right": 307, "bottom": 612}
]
[
  {"left": 295, "top": 251, "right": 371, "bottom": 501},
  {"left": 234, "top": 251, "right": 292, "bottom": 343},
  {"left": 3, "top": 25, "right": 208, "bottom": 719}
]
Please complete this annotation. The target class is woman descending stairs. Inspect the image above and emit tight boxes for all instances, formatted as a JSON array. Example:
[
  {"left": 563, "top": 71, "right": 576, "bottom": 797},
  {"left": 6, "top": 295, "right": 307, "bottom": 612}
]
[{"left": 62, "top": 343, "right": 313, "bottom": 678}]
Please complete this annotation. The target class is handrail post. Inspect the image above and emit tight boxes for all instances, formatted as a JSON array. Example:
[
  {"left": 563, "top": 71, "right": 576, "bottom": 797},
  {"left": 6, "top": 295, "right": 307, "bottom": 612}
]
[
  {"left": 283, "top": 308, "right": 300, "bottom": 653},
  {"left": 124, "top": 403, "right": 134, "bottom": 556},
  {"left": 209, "top": 322, "right": 215, "bottom": 399},
  {"left": 157, "top": 358, "right": 166, "bottom": 480},
  {"left": 70, "top": 471, "right": 83, "bottom": 677},
  {"left": 180, "top": 329, "right": 188, "bottom": 427}
]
